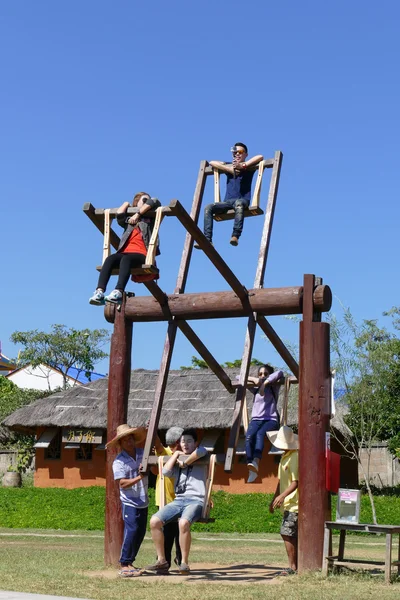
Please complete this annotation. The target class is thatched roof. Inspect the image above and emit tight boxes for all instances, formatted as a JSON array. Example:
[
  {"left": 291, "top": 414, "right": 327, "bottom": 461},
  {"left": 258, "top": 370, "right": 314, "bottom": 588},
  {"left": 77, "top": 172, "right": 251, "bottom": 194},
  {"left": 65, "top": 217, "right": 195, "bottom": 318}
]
[{"left": 2, "top": 368, "right": 348, "bottom": 434}]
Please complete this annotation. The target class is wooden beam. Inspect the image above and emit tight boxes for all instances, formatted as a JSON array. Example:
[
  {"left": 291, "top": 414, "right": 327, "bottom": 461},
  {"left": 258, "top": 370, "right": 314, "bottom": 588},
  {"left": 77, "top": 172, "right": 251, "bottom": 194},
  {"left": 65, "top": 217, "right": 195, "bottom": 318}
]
[
  {"left": 143, "top": 281, "right": 172, "bottom": 321},
  {"left": 140, "top": 321, "right": 177, "bottom": 473},
  {"left": 175, "top": 161, "right": 208, "bottom": 294},
  {"left": 257, "top": 315, "right": 299, "bottom": 378},
  {"left": 85, "top": 205, "right": 174, "bottom": 219},
  {"left": 255, "top": 150, "right": 283, "bottom": 288},
  {"left": 225, "top": 314, "right": 257, "bottom": 471},
  {"left": 107, "top": 285, "right": 332, "bottom": 324},
  {"left": 140, "top": 162, "right": 208, "bottom": 473},
  {"left": 176, "top": 321, "right": 234, "bottom": 393},
  {"left": 225, "top": 151, "right": 283, "bottom": 471},
  {"left": 104, "top": 297, "right": 132, "bottom": 566},
  {"left": 169, "top": 199, "right": 248, "bottom": 302},
  {"left": 83, "top": 203, "right": 121, "bottom": 250},
  {"left": 298, "top": 274, "right": 331, "bottom": 573},
  {"left": 204, "top": 158, "right": 275, "bottom": 175}
]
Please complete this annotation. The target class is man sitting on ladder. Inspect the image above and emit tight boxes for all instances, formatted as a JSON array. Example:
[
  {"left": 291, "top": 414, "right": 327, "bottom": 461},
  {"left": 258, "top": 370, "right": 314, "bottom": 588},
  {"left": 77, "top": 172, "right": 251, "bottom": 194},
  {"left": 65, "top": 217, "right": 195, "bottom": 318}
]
[{"left": 195, "top": 142, "right": 263, "bottom": 248}]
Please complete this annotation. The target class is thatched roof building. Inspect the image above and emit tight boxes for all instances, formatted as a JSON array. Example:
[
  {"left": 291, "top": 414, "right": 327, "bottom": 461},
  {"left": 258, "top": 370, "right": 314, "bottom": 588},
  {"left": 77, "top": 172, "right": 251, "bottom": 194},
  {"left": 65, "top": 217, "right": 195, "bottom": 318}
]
[
  {"left": 2, "top": 368, "right": 355, "bottom": 491},
  {"left": 3, "top": 367, "right": 348, "bottom": 434}
]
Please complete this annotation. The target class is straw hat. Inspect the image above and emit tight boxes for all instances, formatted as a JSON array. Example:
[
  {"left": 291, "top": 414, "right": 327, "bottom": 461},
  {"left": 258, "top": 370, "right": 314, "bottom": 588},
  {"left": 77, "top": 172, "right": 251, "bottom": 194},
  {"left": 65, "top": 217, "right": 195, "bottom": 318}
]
[
  {"left": 267, "top": 425, "right": 298, "bottom": 450},
  {"left": 106, "top": 424, "right": 147, "bottom": 449}
]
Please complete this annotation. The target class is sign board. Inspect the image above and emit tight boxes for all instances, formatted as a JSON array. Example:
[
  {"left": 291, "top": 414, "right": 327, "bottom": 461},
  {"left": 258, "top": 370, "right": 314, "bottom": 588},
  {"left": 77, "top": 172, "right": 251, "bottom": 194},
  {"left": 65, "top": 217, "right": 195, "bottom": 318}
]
[
  {"left": 62, "top": 428, "right": 103, "bottom": 445},
  {"left": 336, "top": 488, "right": 361, "bottom": 523}
]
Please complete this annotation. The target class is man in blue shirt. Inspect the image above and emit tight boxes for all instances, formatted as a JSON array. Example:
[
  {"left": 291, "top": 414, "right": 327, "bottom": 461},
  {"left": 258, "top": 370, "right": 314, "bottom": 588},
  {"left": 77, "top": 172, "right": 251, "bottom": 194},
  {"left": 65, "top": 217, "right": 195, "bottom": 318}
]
[
  {"left": 196, "top": 143, "right": 263, "bottom": 247},
  {"left": 106, "top": 424, "right": 148, "bottom": 577}
]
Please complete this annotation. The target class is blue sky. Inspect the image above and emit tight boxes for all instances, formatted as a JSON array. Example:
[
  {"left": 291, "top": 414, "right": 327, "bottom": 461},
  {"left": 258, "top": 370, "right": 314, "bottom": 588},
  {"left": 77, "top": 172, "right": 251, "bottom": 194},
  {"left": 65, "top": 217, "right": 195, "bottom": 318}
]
[{"left": 1, "top": 1, "right": 399, "bottom": 375}]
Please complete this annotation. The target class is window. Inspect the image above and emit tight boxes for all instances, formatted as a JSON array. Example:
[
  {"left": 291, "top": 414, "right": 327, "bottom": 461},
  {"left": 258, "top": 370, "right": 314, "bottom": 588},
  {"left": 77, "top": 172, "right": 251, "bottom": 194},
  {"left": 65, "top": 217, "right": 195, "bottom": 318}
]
[
  {"left": 76, "top": 444, "right": 93, "bottom": 461},
  {"left": 44, "top": 430, "right": 62, "bottom": 460}
]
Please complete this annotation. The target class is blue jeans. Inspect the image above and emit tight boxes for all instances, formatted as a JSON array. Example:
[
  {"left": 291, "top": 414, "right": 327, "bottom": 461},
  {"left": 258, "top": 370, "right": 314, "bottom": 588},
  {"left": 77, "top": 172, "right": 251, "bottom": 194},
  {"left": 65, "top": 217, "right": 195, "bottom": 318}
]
[
  {"left": 204, "top": 198, "right": 249, "bottom": 242},
  {"left": 153, "top": 497, "right": 203, "bottom": 525},
  {"left": 246, "top": 419, "right": 280, "bottom": 463},
  {"left": 120, "top": 504, "right": 148, "bottom": 566}
]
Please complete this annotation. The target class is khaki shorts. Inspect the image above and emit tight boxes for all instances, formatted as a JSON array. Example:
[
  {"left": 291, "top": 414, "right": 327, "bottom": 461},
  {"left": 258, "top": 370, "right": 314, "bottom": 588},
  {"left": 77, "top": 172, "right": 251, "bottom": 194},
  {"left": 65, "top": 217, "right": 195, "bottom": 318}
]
[{"left": 280, "top": 510, "right": 298, "bottom": 538}]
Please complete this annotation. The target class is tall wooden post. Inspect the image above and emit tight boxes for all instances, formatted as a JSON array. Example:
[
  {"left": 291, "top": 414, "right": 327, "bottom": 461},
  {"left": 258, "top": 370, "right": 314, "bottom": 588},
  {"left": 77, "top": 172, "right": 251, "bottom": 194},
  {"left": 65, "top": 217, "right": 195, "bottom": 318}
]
[
  {"left": 104, "top": 298, "right": 133, "bottom": 566},
  {"left": 298, "top": 274, "right": 331, "bottom": 572}
]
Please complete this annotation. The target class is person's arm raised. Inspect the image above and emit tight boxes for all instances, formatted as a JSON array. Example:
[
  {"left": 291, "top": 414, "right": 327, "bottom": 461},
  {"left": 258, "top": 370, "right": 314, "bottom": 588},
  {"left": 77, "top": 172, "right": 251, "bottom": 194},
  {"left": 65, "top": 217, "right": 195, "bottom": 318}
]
[
  {"left": 209, "top": 160, "right": 234, "bottom": 175},
  {"left": 177, "top": 446, "right": 207, "bottom": 468}
]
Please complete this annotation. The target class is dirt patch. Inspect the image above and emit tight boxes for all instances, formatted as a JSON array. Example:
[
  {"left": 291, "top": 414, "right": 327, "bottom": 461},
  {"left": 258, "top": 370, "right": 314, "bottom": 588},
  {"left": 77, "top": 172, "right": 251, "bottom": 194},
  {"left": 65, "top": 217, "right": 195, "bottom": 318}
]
[{"left": 86, "top": 562, "right": 287, "bottom": 585}]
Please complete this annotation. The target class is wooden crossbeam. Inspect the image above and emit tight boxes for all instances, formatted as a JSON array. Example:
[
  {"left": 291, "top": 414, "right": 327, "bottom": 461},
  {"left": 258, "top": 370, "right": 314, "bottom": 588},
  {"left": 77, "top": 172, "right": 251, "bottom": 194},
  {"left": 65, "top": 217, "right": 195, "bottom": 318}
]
[
  {"left": 255, "top": 151, "right": 283, "bottom": 288},
  {"left": 168, "top": 199, "right": 248, "bottom": 302},
  {"left": 225, "top": 315, "right": 257, "bottom": 471},
  {"left": 256, "top": 315, "right": 299, "bottom": 379},
  {"left": 204, "top": 158, "right": 275, "bottom": 176},
  {"left": 140, "top": 162, "right": 208, "bottom": 473},
  {"left": 87, "top": 206, "right": 174, "bottom": 219},
  {"left": 102, "top": 209, "right": 112, "bottom": 264},
  {"left": 83, "top": 203, "right": 120, "bottom": 250},
  {"left": 144, "top": 281, "right": 233, "bottom": 393},
  {"left": 225, "top": 150, "right": 284, "bottom": 472},
  {"left": 176, "top": 321, "right": 234, "bottom": 393},
  {"left": 105, "top": 285, "right": 332, "bottom": 323}
]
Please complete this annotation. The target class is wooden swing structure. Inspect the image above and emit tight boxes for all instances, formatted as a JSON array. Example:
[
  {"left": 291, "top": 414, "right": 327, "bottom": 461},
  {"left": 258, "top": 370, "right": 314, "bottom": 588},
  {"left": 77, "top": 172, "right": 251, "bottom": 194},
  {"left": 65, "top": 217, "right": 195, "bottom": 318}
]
[{"left": 83, "top": 151, "right": 333, "bottom": 573}]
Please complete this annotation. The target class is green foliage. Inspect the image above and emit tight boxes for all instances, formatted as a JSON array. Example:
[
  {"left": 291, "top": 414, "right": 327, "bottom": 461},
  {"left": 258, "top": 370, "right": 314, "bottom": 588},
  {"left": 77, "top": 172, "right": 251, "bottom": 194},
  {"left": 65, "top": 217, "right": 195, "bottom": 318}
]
[
  {"left": 10, "top": 324, "right": 109, "bottom": 389},
  {"left": 0, "top": 377, "right": 47, "bottom": 423},
  {"left": 180, "top": 356, "right": 264, "bottom": 370},
  {"left": 1, "top": 487, "right": 400, "bottom": 531}
]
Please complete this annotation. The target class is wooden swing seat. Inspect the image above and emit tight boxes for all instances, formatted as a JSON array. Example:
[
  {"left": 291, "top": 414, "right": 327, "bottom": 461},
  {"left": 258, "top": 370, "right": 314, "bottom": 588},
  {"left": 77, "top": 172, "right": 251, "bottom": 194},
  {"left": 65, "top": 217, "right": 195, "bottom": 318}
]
[
  {"left": 214, "top": 206, "right": 263, "bottom": 222},
  {"left": 157, "top": 453, "right": 216, "bottom": 524},
  {"left": 96, "top": 264, "right": 159, "bottom": 276},
  {"left": 212, "top": 161, "right": 265, "bottom": 222}
]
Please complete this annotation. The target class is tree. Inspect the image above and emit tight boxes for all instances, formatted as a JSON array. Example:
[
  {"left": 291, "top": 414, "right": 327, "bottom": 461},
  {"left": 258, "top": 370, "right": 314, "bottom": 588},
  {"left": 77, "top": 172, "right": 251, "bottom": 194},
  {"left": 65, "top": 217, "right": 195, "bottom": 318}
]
[
  {"left": 328, "top": 306, "right": 400, "bottom": 524},
  {"left": 11, "top": 325, "right": 109, "bottom": 390},
  {"left": 180, "top": 356, "right": 264, "bottom": 370},
  {"left": 0, "top": 377, "right": 53, "bottom": 470}
]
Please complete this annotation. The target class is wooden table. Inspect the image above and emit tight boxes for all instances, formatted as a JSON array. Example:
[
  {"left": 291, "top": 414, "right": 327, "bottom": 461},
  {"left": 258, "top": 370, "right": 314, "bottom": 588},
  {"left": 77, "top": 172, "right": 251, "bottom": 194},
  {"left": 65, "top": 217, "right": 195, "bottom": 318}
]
[{"left": 322, "top": 521, "right": 400, "bottom": 583}]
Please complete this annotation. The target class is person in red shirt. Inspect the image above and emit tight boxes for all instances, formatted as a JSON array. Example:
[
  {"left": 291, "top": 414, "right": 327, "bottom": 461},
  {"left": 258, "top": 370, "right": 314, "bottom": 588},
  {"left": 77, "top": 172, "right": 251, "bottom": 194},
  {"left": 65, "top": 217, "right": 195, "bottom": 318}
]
[{"left": 89, "top": 192, "right": 160, "bottom": 305}]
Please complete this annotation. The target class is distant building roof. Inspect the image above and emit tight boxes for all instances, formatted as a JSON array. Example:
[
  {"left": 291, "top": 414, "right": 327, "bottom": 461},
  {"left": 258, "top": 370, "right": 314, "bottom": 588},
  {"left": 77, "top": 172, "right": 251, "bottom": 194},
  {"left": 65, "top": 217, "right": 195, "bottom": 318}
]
[
  {"left": 57, "top": 365, "right": 105, "bottom": 385},
  {"left": 3, "top": 368, "right": 349, "bottom": 436},
  {"left": 0, "top": 351, "right": 17, "bottom": 372}
]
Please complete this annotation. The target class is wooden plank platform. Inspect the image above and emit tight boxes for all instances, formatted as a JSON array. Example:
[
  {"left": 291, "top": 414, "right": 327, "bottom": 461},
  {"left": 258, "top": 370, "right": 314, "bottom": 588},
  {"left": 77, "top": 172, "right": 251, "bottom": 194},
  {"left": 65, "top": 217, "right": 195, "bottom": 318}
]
[
  {"left": 96, "top": 264, "right": 159, "bottom": 276},
  {"left": 213, "top": 207, "right": 263, "bottom": 222}
]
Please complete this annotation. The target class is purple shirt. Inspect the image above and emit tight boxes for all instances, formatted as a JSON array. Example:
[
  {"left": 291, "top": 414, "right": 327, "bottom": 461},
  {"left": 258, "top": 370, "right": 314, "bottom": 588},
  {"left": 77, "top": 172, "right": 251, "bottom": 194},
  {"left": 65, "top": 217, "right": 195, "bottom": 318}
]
[{"left": 250, "top": 370, "right": 283, "bottom": 420}]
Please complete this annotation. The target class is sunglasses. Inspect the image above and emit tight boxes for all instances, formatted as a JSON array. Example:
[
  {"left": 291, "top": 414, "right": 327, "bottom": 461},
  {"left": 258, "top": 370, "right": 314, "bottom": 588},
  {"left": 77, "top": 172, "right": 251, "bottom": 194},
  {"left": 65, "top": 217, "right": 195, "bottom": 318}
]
[{"left": 231, "top": 146, "right": 246, "bottom": 155}]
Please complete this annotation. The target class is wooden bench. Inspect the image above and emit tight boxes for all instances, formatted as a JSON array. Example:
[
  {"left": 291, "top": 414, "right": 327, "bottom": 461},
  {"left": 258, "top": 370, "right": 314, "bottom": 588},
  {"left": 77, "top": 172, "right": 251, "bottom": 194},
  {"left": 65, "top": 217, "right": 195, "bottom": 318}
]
[{"left": 322, "top": 521, "right": 400, "bottom": 583}]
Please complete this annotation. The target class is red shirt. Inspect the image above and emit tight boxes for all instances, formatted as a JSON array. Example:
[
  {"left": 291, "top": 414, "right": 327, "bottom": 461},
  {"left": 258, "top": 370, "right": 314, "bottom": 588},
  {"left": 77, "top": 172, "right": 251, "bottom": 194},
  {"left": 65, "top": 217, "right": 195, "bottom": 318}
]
[{"left": 121, "top": 228, "right": 147, "bottom": 255}]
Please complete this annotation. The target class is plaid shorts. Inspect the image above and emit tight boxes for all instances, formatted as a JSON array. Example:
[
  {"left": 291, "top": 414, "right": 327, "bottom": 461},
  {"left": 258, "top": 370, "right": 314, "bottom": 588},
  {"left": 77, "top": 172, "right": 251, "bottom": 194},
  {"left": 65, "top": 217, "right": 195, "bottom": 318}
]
[{"left": 280, "top": 510, "right": 298, "bottom": 537}]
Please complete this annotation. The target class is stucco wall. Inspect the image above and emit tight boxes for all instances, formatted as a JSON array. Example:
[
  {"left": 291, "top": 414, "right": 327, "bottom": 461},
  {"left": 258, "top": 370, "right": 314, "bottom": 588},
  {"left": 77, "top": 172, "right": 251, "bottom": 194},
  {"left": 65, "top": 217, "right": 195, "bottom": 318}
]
[
  {"left": 359, "top": 443, "right": 400, "bottom": 487},
  {"left": 7, "top": 365, "right": 77, "bottom": 391}
]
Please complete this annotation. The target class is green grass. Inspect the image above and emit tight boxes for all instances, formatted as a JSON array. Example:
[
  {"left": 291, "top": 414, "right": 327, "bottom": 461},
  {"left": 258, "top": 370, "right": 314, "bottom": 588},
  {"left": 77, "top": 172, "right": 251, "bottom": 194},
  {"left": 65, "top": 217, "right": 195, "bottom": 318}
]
[
  {"left": 1, "top": 487, "right": 400, "bottom": 532},
  {"left": 0, "top": 529, "right": 399, "bottom": 600}
]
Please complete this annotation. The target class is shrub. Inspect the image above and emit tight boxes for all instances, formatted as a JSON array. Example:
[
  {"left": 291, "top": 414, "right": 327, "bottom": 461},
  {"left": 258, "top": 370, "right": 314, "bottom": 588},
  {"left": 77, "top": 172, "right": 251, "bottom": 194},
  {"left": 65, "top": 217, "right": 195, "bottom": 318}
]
[{"left": 1, "top": 487, "right": 400, "bottom": 531}]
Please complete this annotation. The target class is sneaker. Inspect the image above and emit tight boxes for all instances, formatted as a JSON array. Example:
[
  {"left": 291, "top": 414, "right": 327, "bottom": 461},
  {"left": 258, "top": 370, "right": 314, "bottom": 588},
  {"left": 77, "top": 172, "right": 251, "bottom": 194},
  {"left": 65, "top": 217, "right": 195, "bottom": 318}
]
[
  {"left": 145, "top": 559, "right": 169, "bottom": 572},
  {"left": 230, "top": 236, "right": 239, "bottom": 246},
  {"left": 105, "top": 289, "right": 123, "bottom": 304},
  {"left": 247, "top": 461, "right": 259, "bottom": 473},
  {"left": 89, "top": 290, "right": 105, "bottom": 306},
  {"left": 247, "top": 470, "right": 258, "bottom": 483},
  {"left": 179, "top": 562, "right": 190, "bottom": 575}
]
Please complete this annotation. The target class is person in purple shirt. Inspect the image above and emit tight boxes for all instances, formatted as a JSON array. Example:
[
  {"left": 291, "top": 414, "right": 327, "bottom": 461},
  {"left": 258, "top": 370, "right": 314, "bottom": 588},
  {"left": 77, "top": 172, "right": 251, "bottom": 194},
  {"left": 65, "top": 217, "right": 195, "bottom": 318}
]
[{"left": 245, "top": 364, "right": 284, "bottom": 483}]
